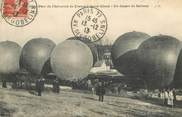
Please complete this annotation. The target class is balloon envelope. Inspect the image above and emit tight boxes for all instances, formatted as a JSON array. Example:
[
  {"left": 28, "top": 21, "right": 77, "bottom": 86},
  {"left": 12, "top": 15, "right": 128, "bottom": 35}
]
[
  {"left": 50, "top": 39, "right": 93, "bottom": 81},
  {"left": 174, "top": 48, "right": 182, "bottom": 88},
  {"left": 138, "top": 35, "right": 181, "bottom": 89},
  {"left": 20, "top": 38, "right": 55, "bottom": 75},
  {"left": 67, "top": 37, "right": 98, "bottom": 66},
  {"left": 0, "top": 41, "right": 21, "bottom": 74},
  {"left": 114, "top": 50, "right": 141, "bottom": 77},
  {"left": 111, "top": 31, "right": 150, "bottom": 61}
]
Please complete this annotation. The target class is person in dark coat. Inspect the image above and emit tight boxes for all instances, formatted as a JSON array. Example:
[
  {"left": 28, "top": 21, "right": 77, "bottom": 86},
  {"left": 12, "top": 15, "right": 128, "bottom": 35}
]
[
  {"left": 36, "top": 78, "right": 45, "bottom": 96},
  {"left": 172, "top": 88, "right": 176, "bottom": 106},
  {"left": 53, "top": 78, "right": 60, "bottom": 93},
  {"left": 164, "top": 89, "right": 168, "bottom": 106},
  {"left": 96, "top": 82, "right": 106, "bottom": 102},
  {"left": 2, "top": 80, "right": 7, "bottom": 88}
]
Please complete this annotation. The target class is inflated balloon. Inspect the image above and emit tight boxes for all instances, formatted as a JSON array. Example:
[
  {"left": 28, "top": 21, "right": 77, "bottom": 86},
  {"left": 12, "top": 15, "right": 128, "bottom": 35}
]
[
  {"left": 20, "top": 38, "right": 55, "bottom": 75},
  {"left": 114, "top": 50, "right": 141, "bottom": 77},
  {"left": 50, "top": 39, "right": 93, "bottom": 81},
  {"left": 138, "top": 35, "right": 181, "bottom": 89},
  {"left": 67, "top": 37, "right": 98, "bottom": 66},
  {"left": 111, "top": 31, "right": 150, "bottom": 61},
  {"left": 174, "top": 48, "right": 182, "bottom": 88},
  {"left": 0, "top": 41, "right": 21, "bottom": 74}
]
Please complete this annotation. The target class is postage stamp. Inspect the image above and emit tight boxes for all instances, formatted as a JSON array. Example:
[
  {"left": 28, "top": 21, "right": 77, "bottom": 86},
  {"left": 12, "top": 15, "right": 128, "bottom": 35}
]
[
  {"left": 71, "top": 7, "right": 108, "bottom": 42},
  {"left": 1, "top": 0, "right": 38, "bottom": 27}
]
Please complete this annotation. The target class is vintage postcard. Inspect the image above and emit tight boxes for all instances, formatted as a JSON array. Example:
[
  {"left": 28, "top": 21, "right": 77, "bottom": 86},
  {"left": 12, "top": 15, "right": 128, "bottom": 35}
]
[{"left": 0, "top": 0, "right": 182, "bottom": 117}]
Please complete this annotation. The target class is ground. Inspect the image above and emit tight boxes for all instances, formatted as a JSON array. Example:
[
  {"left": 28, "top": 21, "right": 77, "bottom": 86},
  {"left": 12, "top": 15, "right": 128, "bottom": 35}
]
[{"left": 0, "top": 88, "right": 182, "bottom": 117}]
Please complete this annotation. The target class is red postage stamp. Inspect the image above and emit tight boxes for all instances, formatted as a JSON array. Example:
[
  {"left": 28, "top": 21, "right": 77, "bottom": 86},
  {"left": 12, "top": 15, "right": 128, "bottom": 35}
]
[
  {"left": 1, "top": 0, "right": 38, "bottom": 27},
  {"left": 3, "top": 0, "right": 28, "bottom": 17}
]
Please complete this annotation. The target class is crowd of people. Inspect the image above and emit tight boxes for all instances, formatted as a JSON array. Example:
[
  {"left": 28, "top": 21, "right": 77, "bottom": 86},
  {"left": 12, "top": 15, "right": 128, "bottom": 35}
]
[
  {"left": 92, "top": 80, "right": 178, "bottom": 106},
  {"left": 2, "top": 75, "right": 178, "bottom": 106},
  {"left": 159, "top": 88, "right": 176, "bottom": 108}
]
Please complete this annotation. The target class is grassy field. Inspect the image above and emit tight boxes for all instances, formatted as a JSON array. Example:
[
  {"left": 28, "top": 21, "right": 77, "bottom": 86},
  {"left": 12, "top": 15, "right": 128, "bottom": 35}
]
[{"left": 0, "top": 88, "right": 182, "bottom": 117}]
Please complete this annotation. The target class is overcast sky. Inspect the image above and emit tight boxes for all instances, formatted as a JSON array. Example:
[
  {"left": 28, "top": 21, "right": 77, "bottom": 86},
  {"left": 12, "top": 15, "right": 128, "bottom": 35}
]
[{"left": 0, "top": 0, "right": 182, "bottom": 46}]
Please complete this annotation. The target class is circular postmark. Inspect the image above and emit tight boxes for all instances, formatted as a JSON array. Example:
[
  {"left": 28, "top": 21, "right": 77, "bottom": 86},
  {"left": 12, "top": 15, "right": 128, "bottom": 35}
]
[
  {"left": 1, "top": 0, "right": 38, "bottom": 27},
  {"left": 71, "top": 7, "right": 107, "bottom": 42}
]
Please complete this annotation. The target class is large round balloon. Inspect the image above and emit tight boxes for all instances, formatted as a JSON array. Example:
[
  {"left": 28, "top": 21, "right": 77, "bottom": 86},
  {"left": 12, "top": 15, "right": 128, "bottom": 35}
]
[
  {"left": 111, "top": 31, "right": 150, "bottom": 61},
  {"left": 0, "top": 41, "right": 21, "bottom": 74},
  {"left": 50, "top": 39, "right": 93, "bottom": 81},
  {"left": 114, "top": 50, "right": 141, "bottom": 77},
  {"left": 138, "top": 35, "right": 181, "bottom": 89},
  {"left": 174, "top": 47, "right": 182, "bottom": 88},
  {"left": 67, "top": 37, "right": 98, "bottom": 66},
  {"left": 20, "top": 38, "right": 56, "bottom": 75}
]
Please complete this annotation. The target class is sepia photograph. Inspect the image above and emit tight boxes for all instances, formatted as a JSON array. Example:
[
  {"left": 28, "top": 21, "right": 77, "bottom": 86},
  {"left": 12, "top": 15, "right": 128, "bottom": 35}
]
[{"left": 0, "top": 0, "right": 182, "bottom": 116}]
